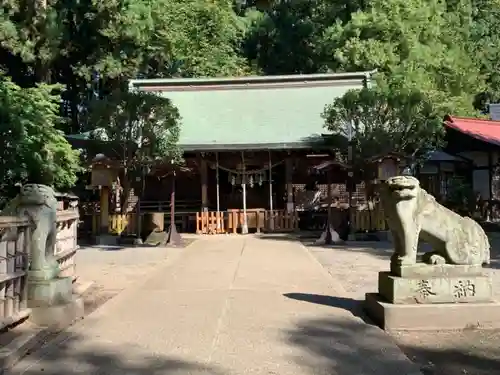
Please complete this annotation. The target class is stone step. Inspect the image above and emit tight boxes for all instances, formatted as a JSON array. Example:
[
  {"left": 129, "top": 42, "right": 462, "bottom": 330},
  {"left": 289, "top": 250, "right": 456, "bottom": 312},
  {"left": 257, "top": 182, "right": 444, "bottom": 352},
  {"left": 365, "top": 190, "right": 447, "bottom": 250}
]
[{"left": 365, "top": 293, "right": 500, "bottom": 331}]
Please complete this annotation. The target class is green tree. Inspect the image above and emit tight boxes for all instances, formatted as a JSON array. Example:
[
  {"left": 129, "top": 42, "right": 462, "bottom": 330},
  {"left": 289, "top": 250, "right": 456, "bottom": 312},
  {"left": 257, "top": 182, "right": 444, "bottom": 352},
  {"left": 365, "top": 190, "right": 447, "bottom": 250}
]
[
  {"left": 240, "top": 0, "right": 366, "bottom": 74},
  {"left": 0, "top": 75, "right": 81, "bottom": 207},
  {"left": 320, "top": 0, "right": 491, "bottom": 178},
  {"left": 0, "top": 0, "right": 250, "bottom": 134},
  {"left": 85, "top": 89, "right": 181, "bottom": 211},
  {"left": 466, "top": 0, "right": 500, "bottom": 111},
  {"left": 0, "top": 0, "right": 62, "bottom": 85},
  {"left": 321, "top": 0, "right": 484, "bottom": 115},
  {"left": 323, "top": 87, "right": 445, "bottom": 165}
]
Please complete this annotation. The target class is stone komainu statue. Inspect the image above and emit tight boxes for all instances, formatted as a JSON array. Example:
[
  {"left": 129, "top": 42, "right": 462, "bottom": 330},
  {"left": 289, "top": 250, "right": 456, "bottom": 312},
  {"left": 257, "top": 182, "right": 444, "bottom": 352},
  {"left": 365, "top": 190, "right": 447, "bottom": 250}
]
[
  {"left": 380, "top": 175, "right": 490, "bottom": 266},
  {"left": 1, "top": 184, "right": 59, "bottom": 278}
]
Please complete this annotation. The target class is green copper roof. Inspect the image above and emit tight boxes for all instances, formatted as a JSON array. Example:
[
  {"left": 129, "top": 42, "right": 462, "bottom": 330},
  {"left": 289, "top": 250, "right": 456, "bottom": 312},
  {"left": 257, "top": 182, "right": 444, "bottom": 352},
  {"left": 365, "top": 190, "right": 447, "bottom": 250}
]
[{"left": 129, "top": 72, "right": 373, "bottom": 151}]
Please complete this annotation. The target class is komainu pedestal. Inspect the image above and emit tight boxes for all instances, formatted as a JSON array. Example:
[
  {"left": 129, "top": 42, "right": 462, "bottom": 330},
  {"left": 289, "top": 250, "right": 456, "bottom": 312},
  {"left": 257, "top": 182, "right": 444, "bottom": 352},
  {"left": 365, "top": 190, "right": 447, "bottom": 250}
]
[{"left": 364, "top": 175, "right": 500, "bottom": 331}]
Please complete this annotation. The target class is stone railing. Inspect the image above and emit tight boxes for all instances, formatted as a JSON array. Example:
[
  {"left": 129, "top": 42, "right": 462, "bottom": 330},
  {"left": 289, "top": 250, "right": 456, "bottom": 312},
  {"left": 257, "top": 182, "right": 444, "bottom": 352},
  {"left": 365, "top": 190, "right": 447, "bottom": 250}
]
[
  {"left": 0, "top": 208, "right": 80, "bottom": 330},
  {"left": 55, "top": 210, "right": 79, "bottom": 280},
  {"left": 0, "top": 215, "right": 31, "bottom": 330}
]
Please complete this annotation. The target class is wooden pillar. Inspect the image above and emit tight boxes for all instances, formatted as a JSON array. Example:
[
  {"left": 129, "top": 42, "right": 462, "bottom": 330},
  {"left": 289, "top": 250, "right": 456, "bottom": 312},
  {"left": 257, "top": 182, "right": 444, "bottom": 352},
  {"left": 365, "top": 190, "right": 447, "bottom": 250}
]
[
  {"left": 268, "top": 151, "right": 274, "bottom": 231},
  {"left": 285, "top": 157, "right": 293, "bottom": 213},
  {"left": 216, "top": 152, "right": 221, "bottom": 229},
  {"left": 167, "top": 172, "right": 181, "bottom": 245},
  {"left": 100, "top": 186, "right": 110, "bottom": 234},
  {"left": 201, "top": 157, "right": 208, "bottom": 211},
  {"left": 241, "top": 152, "right": 248, "bottom": 234},
  {"left": 488, "top": 151, "right": 493, "bottom": 200},
  {"left": 327, "top": 168, "right": 333, "bottom": 225},
  {"left": 437, "top": 161, "right": 442, "bottom": 198},
  {"left": 315, "top": 167, "right": 341, "bottom": 245}
]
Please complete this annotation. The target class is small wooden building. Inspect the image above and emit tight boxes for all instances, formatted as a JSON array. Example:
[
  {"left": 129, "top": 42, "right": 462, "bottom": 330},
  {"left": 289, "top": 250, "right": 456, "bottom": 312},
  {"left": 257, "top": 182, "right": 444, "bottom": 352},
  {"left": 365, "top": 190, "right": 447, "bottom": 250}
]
[{"left": 443, "top": 115, "right": 500, "bottom": 220}]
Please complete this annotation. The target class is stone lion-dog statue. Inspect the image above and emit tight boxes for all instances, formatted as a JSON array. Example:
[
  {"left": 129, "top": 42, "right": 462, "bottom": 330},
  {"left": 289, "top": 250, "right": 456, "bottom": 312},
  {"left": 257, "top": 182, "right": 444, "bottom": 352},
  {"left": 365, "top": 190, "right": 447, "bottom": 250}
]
[
  {"left": 380, "top": 175, "right": 490, "bottom": 266},
  {"left": 1, "top": 184, "right": 60, "bottom": 278}
]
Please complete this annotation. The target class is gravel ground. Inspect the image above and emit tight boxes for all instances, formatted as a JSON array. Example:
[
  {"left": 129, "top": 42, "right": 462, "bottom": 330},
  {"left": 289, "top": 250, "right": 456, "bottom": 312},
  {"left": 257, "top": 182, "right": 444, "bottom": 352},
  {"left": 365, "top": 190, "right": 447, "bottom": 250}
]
[
  {"left": 304, "top": 237, "right": 500, "bottom": 375},
  {"left": 75, "top": 239, "right": 195, "bottom": 292}
]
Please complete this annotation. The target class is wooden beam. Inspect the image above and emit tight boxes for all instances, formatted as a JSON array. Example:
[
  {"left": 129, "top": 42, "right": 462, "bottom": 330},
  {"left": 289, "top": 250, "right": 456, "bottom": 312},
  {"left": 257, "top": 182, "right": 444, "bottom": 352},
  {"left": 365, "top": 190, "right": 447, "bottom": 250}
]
[
  {"left": 201, "top": 156, "right": 208, "bottom": 210},
  {"left": 285, "top": 158, "right": 294, "bottom": 212}
]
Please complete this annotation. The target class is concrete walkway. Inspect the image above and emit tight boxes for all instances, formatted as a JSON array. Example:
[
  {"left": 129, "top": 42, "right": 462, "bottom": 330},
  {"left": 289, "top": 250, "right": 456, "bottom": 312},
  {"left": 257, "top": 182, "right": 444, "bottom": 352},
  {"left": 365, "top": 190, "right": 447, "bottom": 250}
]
[{"left": 9, "top": 236, "right": 421, "bottom": 375}]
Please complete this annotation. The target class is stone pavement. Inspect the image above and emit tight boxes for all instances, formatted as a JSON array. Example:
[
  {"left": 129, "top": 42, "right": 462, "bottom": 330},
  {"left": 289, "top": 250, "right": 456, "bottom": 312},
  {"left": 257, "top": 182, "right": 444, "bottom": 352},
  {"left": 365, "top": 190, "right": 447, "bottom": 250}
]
[{"left": 9, "top": 235, "right": 421, "bottom": 375}]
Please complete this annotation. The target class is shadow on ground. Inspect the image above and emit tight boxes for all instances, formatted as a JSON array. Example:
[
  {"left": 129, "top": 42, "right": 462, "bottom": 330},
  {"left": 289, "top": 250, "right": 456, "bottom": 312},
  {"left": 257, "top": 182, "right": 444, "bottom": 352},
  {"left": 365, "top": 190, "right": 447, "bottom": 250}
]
[
  {"left": 400, "top": 341, "right": 500, "bottom": 375},
  {"left": 285, "top": 316, "right": 500, "bottom": 375},
  {"left": 10, "top": 332, "right": 226, "bottom": 375},
  {"left": 79, "top": 245, "right": 127, "bottom": 251},
  {"left": 284, "top": 316, "right": 419, "bottom": 374},
  {"left": 487, "top": 259, "right": 500, "bottom": 270},
  {"left": 283, "top": 292, "right": 369, "bottom": 322},
  {"left": 257, "top": 232, "right": 320, "bottom": 241}
]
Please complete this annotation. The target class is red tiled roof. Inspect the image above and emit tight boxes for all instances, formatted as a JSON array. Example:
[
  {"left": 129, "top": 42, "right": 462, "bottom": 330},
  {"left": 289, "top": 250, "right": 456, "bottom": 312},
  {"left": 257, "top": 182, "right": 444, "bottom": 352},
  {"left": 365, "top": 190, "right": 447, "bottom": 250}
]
[{"left": 444, "top": 115, "right": 500, "bottom": 146}]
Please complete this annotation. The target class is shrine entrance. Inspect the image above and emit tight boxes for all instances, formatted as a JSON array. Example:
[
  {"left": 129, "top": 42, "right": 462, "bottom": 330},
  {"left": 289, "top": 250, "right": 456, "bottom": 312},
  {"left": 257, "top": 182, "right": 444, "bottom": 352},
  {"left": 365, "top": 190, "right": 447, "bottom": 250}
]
[{"left": 196, "top": 151, "right": 297, "bottom": 234}]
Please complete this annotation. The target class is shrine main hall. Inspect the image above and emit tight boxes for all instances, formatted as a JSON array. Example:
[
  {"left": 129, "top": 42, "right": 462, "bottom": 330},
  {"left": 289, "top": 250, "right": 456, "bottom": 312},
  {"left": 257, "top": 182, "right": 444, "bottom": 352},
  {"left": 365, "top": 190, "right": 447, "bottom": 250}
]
[{"left": 75, "top": 71, "right": 375, "bottom": 236}]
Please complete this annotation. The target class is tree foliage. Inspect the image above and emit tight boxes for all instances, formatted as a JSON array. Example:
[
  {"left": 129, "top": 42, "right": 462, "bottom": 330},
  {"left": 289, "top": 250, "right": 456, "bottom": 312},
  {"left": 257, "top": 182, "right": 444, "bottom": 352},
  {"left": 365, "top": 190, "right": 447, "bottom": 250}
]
[
  {"left": 468, "top": 0, "right": 500, "bottom": 110},
  {"left": 240, "top": 0, "right": 366, "bottom": 74},
  {"left": 2, "top": 0, "right": 500, "bottom": 200},
  {"left": 0, "top": 75, "right": 81, "bottom": 206},
  {"left": 310, "top": 0, "right": 498, "bottom": 160},
  {"left": 84, "top": 89, "right": 181, "bottom": 210},
  {"left": 86, "top": 90, "right": 181, "bottom": 166},
  {"left": 240, "top": 0, "right": 500, "bottom": 116},
  {"left": 322, "top": 0, "right": 484, "bottom": 115},
  {"left": 0, "top": 0, "right": 246, "bottom": 199},
  {"left": 238, "top": 0, "right": 500, "bottom": 161},
  {"left": 0, "top": 0, "right": 249, "bottom": 133},
  {"left": 323, "top": 87, "right": 445, "bottom": 163}
]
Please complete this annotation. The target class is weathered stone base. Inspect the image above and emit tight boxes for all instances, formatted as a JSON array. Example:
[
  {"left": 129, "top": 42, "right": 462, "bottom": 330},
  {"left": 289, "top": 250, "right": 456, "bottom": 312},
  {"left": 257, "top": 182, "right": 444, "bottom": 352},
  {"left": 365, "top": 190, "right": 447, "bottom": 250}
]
[
  {"left": 375, "top": 230, "right": 392, "bottom": 242},
  {"left": 145, "top": 230, "right": 168, "bottom": 246},
  {"left": 364, "top": 293, "right": 500, "bottom": 331},
  {"left": 315, "top": 225, "right": 343, "bottom": 245},
  {"left": 95, "top": 234, "right": 119, "bottom": 246},
  {"left": 378, "top": 271, "right": 492, "bottom": 304},
  {"left": 27, "top": 276, "right": 73, "bottom": 307},
  {"left": 391, "top": 263, "right": 484, "bottom": 278},
  {"left": 29, "top": 295, "right": 84, "bottom": 329}
]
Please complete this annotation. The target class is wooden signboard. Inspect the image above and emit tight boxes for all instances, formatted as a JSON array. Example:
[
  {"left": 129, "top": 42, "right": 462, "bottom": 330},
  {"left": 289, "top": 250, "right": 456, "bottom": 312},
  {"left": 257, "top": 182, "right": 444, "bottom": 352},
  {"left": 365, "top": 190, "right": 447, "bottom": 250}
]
[
  {"left": 91, "top": 167, "right": 117, "bottom": 187},
  {"left": 378, "top": 158, "right": 398, "bottom": 181}
]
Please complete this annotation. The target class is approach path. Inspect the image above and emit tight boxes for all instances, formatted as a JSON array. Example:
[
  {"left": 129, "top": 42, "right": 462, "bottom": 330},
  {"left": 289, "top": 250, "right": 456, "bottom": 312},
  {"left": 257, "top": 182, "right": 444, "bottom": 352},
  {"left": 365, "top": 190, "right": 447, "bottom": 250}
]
[{"left": 9, "top": 235, "right": 421, "bottom": 375}]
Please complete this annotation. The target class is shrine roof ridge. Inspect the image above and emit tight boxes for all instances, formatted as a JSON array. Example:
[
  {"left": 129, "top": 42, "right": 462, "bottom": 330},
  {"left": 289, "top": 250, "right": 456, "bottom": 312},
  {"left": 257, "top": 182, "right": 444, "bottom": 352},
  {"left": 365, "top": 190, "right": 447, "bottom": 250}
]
[{"left": 129, "top": 71, "right": 376, "bottom": 92}]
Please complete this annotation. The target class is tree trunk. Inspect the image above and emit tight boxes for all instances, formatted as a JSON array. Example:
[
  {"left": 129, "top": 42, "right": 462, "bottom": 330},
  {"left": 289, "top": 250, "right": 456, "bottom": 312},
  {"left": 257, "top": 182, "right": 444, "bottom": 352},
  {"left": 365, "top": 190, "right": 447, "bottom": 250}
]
[{"left": 119, "top": 172, "right": 131, "bottom": 214}]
